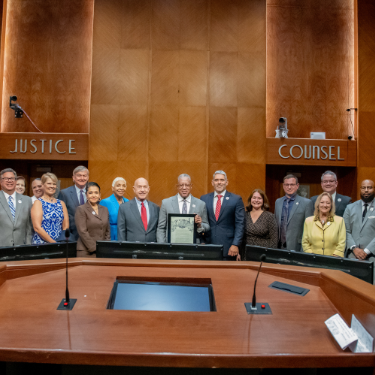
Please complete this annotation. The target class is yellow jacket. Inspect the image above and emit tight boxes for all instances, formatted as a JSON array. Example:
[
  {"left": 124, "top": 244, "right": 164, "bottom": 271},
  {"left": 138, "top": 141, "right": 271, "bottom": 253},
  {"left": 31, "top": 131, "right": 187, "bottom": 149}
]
[{"left": 302, "top": 215, "right": 346, "bottom": 257}]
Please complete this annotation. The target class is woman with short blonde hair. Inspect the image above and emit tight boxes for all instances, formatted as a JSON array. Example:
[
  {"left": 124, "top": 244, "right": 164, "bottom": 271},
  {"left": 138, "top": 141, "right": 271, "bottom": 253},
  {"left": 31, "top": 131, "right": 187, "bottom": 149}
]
[{"left": 302, "top": 192, "right": 345, "bottom": 257}]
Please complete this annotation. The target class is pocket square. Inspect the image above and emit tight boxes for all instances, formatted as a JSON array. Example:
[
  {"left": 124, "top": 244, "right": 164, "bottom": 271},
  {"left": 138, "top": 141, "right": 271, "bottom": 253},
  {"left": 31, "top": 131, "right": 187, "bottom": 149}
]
[{"left": 368, "top": 216, "right": 375, "bottom": 219}]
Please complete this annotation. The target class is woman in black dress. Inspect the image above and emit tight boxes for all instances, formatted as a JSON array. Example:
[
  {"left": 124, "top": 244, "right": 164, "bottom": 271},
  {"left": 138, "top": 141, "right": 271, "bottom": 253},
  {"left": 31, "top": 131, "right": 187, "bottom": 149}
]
[{"left": 241, "top": 189, "right": 278, "bottom": 260}]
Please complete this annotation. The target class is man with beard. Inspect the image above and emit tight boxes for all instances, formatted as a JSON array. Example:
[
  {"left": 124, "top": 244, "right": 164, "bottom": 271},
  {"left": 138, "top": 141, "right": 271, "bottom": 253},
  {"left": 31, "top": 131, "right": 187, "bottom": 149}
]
[{"left": 344, "top": 179, "right": 375, "bottom": 283}]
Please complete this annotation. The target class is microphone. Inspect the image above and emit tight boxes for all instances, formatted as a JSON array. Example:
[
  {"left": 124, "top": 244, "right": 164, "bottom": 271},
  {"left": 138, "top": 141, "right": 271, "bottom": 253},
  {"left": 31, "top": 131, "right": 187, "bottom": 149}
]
[
  {"left": 57, "top": 228, "right": 77, "bottom": 310},
  {"left": 244, "top": 254, "right": 272, "bottom": 315},
  {"left": 251, "top": 254, "right": 266, "bottom": 309}
]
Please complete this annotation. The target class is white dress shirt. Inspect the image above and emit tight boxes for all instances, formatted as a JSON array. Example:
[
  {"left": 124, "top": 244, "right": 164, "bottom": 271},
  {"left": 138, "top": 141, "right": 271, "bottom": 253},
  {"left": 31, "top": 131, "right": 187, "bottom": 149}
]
[
  {"left": 213, "top": 190, "right": 226, "bottom": 212},
  {"left": 135, "top": 198, "right": 150, "bottom": 222},
  {"left": 331, "top": 192, "right": 336, "bottom": 202},
  {"left": 75, "top": 185, "right": 87, "bottom": 204},
  {"left": 178, "top": 194, "right": 191, "bottom": 213},
  {"left": 3, "top": 191, "right": 17, "bottom": 209}
]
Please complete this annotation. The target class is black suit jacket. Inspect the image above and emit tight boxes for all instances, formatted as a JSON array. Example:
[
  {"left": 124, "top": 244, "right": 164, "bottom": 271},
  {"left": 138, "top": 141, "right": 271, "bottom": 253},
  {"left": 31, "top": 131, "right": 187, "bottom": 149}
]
[{"left": 310, "top": 193, "right": 352, "bottom": 217}]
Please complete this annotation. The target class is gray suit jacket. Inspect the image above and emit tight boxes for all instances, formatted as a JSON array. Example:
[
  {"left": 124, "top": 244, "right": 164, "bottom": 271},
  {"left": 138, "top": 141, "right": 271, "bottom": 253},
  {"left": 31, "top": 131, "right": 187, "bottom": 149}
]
[
  {"left": 311, "top": 193, "right": 352, "bottom": 217},
  {"left": 58, "top": 185, "right": 80, "bottom": 240},
  {"left": 156, "top": 194, "right": 210, "bottom": 243},
  {"left": 0, "top": 191, "right": 33, "bottom": 246},
  {"left": 117, "top": 199, "right": 160, "bottom": 242},
  {"left": 275, "top": 194, "right": 314, "bottom": 251},
  {"left": 344, "top": 200, "right": 375, "bottom": 255}
]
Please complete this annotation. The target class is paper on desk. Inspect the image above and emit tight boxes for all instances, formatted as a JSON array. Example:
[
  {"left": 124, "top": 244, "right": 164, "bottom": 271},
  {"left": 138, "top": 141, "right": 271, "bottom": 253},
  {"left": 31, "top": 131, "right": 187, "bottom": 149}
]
[
  {"left": 349, "top": 315, "right": 374, "bottom": 353},
  {"left": 325, "top": 314, "right": 358, "bottom": 350}
]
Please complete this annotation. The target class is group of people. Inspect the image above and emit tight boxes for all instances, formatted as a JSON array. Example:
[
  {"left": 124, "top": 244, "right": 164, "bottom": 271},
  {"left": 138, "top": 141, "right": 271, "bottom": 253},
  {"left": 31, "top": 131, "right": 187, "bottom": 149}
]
[{"left": 1, "top": 166, "right": 374, "bottom": 281}]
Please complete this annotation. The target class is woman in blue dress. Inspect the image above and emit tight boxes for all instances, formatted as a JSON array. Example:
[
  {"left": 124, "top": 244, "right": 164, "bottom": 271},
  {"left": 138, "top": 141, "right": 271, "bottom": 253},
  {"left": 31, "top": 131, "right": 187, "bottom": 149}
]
[
  {"left": 31, "top": 173, "right": 69, "bottom": 244},
  {"left": 100, "top": 177, "right": 129, "bottom": 240}
]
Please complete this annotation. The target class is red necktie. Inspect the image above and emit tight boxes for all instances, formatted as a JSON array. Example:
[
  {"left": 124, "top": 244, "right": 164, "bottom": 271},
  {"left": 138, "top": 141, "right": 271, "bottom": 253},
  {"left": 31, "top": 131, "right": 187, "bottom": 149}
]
[
  {"left": 141, "top": 202, "right": 147, "bottom": 231},
  {"left": 215, "top": 195, "right": 222, "bottom": 221}
]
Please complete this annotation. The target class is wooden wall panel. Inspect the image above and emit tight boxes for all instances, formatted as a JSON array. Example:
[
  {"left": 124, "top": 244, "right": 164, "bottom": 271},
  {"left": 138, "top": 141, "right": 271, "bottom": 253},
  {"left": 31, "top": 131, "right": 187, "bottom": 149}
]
[
  {"left": 90, "top": 0, "right": 266, "bottom": 205},
  {"left": 1, "top": 0, "right": 94, "bottom": 133},
  {"left": 266, "top": 0, "right": 355, "bottom": 139}
]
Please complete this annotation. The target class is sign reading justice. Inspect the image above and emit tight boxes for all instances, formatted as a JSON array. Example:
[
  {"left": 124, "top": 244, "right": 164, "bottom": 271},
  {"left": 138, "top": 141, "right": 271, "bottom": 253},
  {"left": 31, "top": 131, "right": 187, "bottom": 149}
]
[{"left": 0, "top": 133, "right": 88, "bottom": 160}]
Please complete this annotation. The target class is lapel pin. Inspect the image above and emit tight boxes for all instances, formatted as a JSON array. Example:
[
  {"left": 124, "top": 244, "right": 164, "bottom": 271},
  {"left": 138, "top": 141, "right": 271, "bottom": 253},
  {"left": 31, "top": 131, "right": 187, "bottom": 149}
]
[
  {"left": 226, "top": 197, "right": 229, "bottom": 200},
  {"left": 192, "top": 204, "right": 196, "bottom": 208},
  {"left": 296, "top": 202, "right": 299, "bottom": 205},
  {"left": 337, "top": 198, "right": 341, "bottom": 202},
  {"left": 92, "top": 211, "right": 96, "bottom": 215},
  {"left": 18, "top": 200, "right": 22, "bottom": 204},
  {"left": 371, "top": 208, "right": 374, "bottom": 212},
  {"left": 327, "top": 222, "right": 330, "bottom": 226}
]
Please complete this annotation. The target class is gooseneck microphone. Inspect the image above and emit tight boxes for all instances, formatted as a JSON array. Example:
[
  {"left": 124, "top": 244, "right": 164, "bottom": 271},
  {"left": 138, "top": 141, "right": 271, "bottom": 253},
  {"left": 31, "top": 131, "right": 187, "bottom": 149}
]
[
  {"left": 244, "top": 254, "right": 272, "bottom": 315},
  {"left": 57, "top": 228, "right": 77, "bottom": 310},
  {"left": 251, "top": 254, "right": 266, "bottom": 309}
]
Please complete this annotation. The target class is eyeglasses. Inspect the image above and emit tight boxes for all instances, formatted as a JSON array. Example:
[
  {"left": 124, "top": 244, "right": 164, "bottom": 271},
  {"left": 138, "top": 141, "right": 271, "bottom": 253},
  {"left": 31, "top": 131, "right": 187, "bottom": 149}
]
[
  {"left": 1, "top": 177, "right": 16, "bottom": 182},
  {"left": 178, "top": 184, "right": 191, "bottom": 188},
  {"left": 322, "top": 180, "right": 336, "bottom": 184},
  {"left": 283, "top": 183, "right": 296, "bottom": 187}
]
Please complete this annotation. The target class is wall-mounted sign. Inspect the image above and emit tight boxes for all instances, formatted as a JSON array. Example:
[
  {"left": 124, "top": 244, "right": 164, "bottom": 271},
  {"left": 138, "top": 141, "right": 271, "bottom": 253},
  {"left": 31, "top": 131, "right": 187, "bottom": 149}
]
[
  {"left": 267, "top": 138, "right": 356, "bottom": 166},
  {"left": 0, "top": 133, "right": 88, "bottom": 160}
]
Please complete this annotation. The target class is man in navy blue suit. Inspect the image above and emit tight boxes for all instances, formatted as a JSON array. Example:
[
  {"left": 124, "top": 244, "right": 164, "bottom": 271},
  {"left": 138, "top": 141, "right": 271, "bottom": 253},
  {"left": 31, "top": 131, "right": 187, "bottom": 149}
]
[
  {"left": 200, "top": 170, "right": 245, "bottom": 260},
  {"left": 58, "top": 166, "right": 89, "bottom": 240}
]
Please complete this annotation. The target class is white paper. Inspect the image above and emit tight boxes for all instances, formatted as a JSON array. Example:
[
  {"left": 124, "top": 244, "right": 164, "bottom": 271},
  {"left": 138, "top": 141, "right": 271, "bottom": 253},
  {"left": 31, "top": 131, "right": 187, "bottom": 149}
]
[
  {"left": 325, "top": 314, "right": 358, "bottom": 350},
  {"left": 349, "top": 315, "right": 374, "bottom": 353}
]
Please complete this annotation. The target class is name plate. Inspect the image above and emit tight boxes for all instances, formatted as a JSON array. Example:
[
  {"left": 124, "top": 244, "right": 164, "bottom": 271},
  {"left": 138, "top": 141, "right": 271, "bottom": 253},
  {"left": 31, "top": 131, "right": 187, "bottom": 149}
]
[{"left": 0, "top": 133, "right": 88, "bottom": 160}]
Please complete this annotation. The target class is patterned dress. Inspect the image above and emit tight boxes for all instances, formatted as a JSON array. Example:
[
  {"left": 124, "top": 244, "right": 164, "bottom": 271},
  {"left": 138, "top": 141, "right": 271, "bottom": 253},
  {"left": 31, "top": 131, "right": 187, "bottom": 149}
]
[
  {"left": 32, "top": 198, "right": 64, "bottom": 244},
  {"left": 241, "top": 211, "right": 278, "bottom": 260}
]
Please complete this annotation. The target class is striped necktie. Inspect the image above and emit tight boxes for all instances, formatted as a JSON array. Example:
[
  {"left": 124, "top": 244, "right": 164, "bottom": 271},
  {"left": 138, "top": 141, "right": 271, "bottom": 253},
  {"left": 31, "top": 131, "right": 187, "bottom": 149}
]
[{"left": 8, "top": 196, "right": 16, "bottom": 221}]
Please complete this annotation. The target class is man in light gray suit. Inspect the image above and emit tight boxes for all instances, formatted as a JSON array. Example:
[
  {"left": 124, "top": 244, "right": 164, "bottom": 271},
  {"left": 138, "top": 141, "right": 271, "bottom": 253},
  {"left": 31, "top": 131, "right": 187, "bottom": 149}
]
[
  {"left": 0, "top": 168, "right": 33, "bottom": 246},
  {"left": 58, "top": 165, "right": 89, "bottom": 240},
  {"left": 275, "top": 174, "right": 314, "bottom": 251},
  {"left": 117, "top": 178, "right": 159, "bottom": 242},
  {"left": 157, "top": 174, "right": 210, "bottom": 243},
  {"left": 344, "top": 179, "right": 375, "bottom": 283}
]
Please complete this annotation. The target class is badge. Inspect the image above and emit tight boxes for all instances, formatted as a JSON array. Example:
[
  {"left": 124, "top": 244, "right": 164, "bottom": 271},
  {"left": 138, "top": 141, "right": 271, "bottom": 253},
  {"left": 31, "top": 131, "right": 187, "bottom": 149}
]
[
  {"left": 296, "top": 202, "right": 299, "bottom": 205},
  {"left": 337, "top": 198, "right": 341, "bottom": 202},
  {"left": 92, "top": 211, "right": 96, "bottom": 215},
  {"left": 192, "top": 204, "right": 196, "bottom": 208},
  {"left": 226, "top": 197, "right": 229, "bottom": 200},
  {"left": 18, "top": 200, "right": 22, "bottom": 204}
]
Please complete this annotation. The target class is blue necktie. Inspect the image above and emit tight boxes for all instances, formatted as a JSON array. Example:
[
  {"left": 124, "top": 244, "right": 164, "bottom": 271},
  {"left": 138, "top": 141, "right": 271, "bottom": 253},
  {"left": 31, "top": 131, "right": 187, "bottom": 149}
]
[
  {"left": 8, "top": 196, "right": 16, "bottom": 221},
  {"left": 80, "top": 190, "right": 85, "bottom": 205}
]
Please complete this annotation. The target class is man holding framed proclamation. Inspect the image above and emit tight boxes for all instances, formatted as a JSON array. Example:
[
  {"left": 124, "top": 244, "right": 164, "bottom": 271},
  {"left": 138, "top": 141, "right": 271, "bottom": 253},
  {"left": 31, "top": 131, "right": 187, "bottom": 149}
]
[{"left": 157, "top": 174, "right": 210, "bottom": 244}]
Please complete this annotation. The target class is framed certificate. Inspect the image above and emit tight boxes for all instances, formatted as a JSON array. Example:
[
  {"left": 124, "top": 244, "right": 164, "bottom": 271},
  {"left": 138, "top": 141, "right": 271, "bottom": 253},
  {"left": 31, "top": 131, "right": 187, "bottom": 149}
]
[{"left": 167, "top": 214, "right": 197, "bottom": 244}]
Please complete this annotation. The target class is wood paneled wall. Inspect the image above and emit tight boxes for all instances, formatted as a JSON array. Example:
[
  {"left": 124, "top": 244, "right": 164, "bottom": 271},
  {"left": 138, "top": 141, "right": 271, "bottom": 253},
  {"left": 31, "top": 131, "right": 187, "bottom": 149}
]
[
  {"left": 90, "top": 0, "right": 266, "bottom": 204},
  {"left": 357, "top": 0, "right": 375, "bottom": 197},
  {"left": 266, "top": 0, "right": 355, "bottom": 139},
  {"left": 0, "top": 0, "right": 94, "bottom": 133}
]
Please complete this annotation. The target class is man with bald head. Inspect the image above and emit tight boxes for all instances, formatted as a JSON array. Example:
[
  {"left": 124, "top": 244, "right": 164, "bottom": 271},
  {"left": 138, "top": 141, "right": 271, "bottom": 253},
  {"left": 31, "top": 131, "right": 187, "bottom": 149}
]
[
  {"left": 117, "top": 178, "right": 160, "bottom": 242},
  {"left": 344, "top": 179, "right": 375, "bottom": 283}
]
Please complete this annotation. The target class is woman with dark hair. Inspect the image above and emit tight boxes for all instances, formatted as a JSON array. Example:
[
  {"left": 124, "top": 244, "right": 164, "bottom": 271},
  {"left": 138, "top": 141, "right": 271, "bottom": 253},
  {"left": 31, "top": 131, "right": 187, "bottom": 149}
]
[
  {"left": 75, "top": 182, "right": 110, "bottom": 257},
  {"left": 241, "top": 189, "right": 278, "bottom": 260}
]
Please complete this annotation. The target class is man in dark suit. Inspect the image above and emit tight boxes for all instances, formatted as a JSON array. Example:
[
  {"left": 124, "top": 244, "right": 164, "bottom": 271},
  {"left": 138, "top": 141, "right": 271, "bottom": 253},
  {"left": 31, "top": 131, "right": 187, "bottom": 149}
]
[
  {"left": 0, "top": 168, "right": 33, "bottom": 246},
  {"left": 200, "top": 170, "right": 245, "bottom": 261},
  {"left": 275, "top": 174, "right": 314, "bottom": 251},
  {"left": 58, "top": 166, "right": 89, "bottom": 240},
  {"left": 310, "top": 171, "right": 352, "bottom": 217},
  {"left": 118, "top": 178, "right": 159, "bottom": 242}
]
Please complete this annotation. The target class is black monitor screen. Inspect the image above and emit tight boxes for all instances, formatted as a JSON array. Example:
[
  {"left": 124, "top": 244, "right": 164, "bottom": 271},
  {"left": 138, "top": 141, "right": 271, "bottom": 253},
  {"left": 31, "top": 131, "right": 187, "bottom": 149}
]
[{"left": 107, "top": 277, "right": 216, "bottom": 312}]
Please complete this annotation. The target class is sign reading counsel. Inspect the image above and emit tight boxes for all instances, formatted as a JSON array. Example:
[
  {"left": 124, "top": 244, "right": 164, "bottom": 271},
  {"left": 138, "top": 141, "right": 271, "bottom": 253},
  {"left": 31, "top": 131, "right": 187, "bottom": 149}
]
[
  {"left": 0, "top": 133, "right": 88, "bottom": 160},
  {"left": 278, "top": 144, "right": 345, "bottom": 161}
]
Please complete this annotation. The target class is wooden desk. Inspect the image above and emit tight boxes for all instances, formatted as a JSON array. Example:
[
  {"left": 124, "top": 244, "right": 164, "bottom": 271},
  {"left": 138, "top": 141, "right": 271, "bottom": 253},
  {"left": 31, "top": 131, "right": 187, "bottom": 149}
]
[{"left": 0, "top": 258, "right": 374, "bottom": 370}]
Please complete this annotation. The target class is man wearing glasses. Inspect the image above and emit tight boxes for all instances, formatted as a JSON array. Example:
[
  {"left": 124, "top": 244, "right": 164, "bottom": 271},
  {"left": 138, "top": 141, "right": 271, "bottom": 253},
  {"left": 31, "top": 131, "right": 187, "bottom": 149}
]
[
  {"left": 156, "top": 174, "right": 209, "bottom": 243},
  {"left": 275, "top": 174, "right": 314, "bottom": 251},
  {"left": 0, "top": 168, "right": 33, "bottom": 246},
  {"left": 344, "top": 180, "right": 375, "bottom": 283},
  {"left": 310, "top": 171, "right": 352, "bottom": 217}
]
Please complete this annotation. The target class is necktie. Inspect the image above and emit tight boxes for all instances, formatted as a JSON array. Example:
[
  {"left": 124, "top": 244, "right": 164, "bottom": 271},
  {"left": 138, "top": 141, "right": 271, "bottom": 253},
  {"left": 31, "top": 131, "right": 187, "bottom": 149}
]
[
  {"left": 8, "top": 196, "right": 15, "bottom": 221},
  {"left": 182, "top": 199, "right": 187, "bottom": 214},
  {"left": 363, "top": 203, "right": 368, "bottom": 222},
  {"left": 141, "top": 202, "right": 147, "bottom": 230},
  {"left": 80, "top": 189, "right": 85, "bottom": 205},
  {"left": 215, "top": 195, "right": 222, "bottom": 221}
]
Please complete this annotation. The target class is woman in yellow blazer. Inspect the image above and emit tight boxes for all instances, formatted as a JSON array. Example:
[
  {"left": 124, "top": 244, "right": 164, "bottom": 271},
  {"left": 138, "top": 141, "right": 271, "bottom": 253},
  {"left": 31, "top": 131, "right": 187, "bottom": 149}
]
[
  {"left": 75, "top": 182, "right": 111, "bottom": 257},
  {"left": 302, "top": 192, "right": 346, "bottom": 257}
]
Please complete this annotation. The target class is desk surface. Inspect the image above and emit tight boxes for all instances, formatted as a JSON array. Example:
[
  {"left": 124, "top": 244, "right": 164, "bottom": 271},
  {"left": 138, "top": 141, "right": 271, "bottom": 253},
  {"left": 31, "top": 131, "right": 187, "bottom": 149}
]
[{"left": 0, "top": 258, "right": 374, "bottom": 369}]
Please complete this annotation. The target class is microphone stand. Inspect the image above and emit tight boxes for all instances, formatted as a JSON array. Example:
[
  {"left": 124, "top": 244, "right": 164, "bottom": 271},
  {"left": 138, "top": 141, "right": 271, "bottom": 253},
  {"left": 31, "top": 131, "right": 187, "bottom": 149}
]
[
  {"left": 57, "top": 229, "right": 77, "bottom": 310},
  {"left": 244, "top": 254, "right": 272, "bottom": 315}
]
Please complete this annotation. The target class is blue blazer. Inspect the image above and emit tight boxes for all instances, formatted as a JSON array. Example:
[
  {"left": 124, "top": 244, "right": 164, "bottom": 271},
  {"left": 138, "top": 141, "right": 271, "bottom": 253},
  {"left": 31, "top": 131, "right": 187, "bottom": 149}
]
[
  {"left": 200, "top": 191, "right": 245, "bottom": 258},
  {"left": 100, "top": 194, "right": 129, "bottom": 240}
]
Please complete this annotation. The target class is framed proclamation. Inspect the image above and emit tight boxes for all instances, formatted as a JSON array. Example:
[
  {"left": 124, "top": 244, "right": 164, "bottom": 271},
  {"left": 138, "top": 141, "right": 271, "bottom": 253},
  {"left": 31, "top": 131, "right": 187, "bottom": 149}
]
[{"left": 167, "top": 214, "right": 197, "bottom": 244}]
